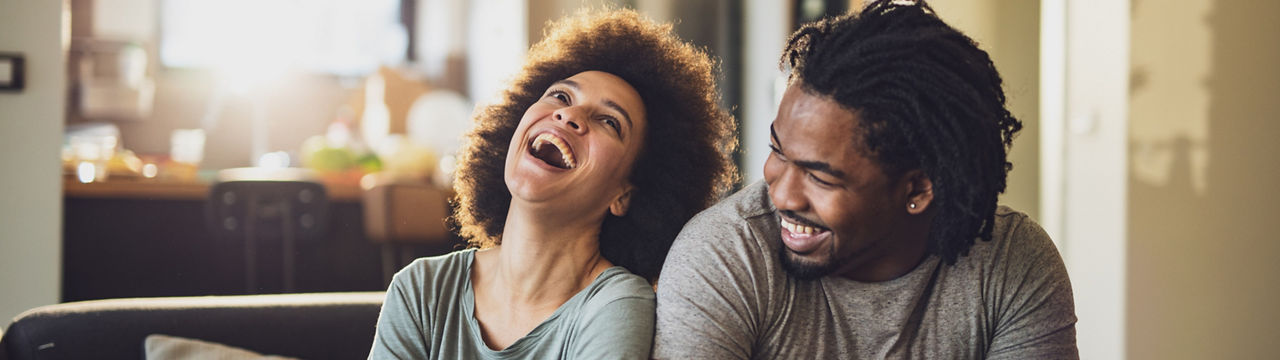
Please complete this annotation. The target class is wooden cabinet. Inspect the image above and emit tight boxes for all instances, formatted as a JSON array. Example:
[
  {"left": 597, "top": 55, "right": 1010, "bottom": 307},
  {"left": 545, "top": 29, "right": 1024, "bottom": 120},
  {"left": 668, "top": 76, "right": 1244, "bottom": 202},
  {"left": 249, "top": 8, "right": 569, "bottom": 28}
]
[{"left": 61, "top": 179, "right": 456, "bottom": 302}]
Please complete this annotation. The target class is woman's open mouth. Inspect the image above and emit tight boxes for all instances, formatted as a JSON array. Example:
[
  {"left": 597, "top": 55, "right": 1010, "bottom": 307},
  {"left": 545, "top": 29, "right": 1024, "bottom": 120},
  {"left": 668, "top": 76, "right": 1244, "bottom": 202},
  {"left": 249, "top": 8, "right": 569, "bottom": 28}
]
[{"left": 529, "top": 132, "right": 577, "bottom": 169}]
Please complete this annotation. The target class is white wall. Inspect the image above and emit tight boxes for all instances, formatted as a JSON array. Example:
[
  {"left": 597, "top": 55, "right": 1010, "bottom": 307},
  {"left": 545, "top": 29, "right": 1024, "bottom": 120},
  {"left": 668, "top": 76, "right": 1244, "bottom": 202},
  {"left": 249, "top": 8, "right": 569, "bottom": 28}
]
[
  {"left": 467, "top": 0, "right": 527, "bottom": 105},
  {"left": 1127, "top": 0, "right": 1280, "bottom": 358},
  {"left": 1042, "top": 0, "right": 1129, "bottom": 358},
  {"left": 0, "top": 0, "right": 66, "bottom": 329},
  {"left": 738, "top": 0, "right": 788, "bottom": 184},
  {"left": 92, "top": 0, "right": 155, "bottom": 40}
]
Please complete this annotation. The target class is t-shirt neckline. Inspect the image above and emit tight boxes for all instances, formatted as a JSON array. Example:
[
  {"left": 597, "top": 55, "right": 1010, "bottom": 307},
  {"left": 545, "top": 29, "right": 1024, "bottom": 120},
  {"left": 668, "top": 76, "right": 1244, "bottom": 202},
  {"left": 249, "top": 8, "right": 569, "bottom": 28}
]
[{"left": 459, "top": 248, "right": 626, "bottom": 355}]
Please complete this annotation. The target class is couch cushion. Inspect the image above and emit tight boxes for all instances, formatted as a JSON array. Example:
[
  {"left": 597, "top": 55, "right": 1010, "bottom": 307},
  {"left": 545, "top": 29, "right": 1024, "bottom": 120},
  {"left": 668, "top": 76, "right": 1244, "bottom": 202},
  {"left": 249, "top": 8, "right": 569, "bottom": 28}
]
[{"left": 1, "top": 292, "right": 384, "bottom": 360}]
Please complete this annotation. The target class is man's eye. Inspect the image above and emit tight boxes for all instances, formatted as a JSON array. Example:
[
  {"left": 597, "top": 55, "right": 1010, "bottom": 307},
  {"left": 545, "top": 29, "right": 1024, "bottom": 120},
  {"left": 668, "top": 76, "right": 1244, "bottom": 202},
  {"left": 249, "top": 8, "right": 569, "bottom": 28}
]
[
  {"left": 808, "top": 173, "right": 834, "bottom": 186},
  {"left": 767, "top": 144, "right": 787, "bottom": 161}
]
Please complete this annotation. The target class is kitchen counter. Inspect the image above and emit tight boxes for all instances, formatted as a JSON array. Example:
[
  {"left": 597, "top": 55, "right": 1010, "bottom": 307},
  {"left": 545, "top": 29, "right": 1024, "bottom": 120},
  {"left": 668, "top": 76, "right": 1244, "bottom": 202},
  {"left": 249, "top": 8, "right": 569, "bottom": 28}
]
[{"left": 63, "top": 177, "right": 363, "bottom": 202}]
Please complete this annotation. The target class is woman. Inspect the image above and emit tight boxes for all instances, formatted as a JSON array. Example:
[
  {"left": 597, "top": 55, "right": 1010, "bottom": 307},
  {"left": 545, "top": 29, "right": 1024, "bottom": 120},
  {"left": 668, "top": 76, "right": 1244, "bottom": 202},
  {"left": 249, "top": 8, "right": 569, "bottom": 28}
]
[{"left": 369, "top": 9, "right": 737, "bottom": 359}]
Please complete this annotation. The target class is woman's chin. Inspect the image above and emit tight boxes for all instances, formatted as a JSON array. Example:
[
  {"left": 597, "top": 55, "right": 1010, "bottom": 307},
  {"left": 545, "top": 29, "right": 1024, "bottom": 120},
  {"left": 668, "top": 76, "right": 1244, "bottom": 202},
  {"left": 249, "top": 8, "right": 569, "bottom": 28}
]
[{"left": 505, "top": 176, "right": 567, "bottom": 205}]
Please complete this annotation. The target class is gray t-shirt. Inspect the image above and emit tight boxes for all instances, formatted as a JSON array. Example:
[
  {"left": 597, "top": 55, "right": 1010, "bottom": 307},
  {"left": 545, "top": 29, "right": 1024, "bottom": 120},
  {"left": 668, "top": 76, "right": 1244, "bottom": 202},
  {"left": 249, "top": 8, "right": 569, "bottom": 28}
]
[
  {"left": 653, "top": 181, "right": 1078, "bottom": 359},
  {"left": 369, "top": 249, "right": 656, "bottom": 359}
]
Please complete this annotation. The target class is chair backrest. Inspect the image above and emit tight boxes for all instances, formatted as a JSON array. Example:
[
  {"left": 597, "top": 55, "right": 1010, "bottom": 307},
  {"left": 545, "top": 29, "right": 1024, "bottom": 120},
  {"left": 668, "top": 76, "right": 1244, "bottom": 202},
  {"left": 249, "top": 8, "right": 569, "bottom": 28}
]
[
  {"left": 207, "top": 178, "right": 329, "bottom": 293},
  {"left": 207, "top": 181, "right": 329, "bottom": 242}
]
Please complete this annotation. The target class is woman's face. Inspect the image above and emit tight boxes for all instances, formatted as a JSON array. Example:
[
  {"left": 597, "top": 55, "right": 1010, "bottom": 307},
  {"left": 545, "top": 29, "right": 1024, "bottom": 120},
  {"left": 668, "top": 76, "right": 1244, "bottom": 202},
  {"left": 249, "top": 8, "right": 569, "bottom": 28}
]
[{"left": 504, "top": 71, "right": 648, "bottom": 217}]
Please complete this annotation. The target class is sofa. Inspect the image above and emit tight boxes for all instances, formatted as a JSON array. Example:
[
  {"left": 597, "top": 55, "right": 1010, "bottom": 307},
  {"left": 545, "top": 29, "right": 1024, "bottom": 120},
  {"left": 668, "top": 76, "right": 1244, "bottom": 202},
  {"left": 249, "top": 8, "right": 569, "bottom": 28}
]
[{"left": 1, "top": 292, "right": 385, "bottom": 360}]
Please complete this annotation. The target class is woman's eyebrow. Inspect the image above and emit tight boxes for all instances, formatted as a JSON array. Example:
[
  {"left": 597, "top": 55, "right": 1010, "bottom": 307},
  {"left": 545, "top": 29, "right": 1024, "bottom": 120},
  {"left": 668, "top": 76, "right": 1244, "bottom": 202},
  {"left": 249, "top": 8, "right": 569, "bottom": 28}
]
[
  {"left": 553, "top": 79, "right": 580, "bottom": 90},
  {"left": 602, "top": 99, "right": 633, "bottom": 129}
]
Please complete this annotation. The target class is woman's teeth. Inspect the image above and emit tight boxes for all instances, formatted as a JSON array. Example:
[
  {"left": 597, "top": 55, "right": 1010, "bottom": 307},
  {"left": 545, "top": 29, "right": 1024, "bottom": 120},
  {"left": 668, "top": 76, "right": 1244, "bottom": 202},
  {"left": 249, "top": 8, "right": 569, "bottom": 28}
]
[{"left": 532, "top": 133, "right": 576, "bottom": 169}]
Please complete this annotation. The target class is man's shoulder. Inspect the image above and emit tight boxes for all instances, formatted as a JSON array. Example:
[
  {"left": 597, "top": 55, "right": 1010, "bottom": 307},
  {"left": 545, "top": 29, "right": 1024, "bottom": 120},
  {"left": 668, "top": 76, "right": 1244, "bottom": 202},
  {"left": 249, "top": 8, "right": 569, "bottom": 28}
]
[
  {"left": 660, "top": 181, "right": 784, "bottom": 291},
  {"left": 992, "top": 205, "right": 1035, "bottom": 232},
  {"left": 959, "top": 206, "right": 1064, "bottom": 279},
  {"left": 983, "top": 206, "right": 1058, "bottom": 258},
  {"left": 691, "top": 180, "right": 775, "bottom": 224},
  {"left": 673, "top": 181, "right": 779, "bottom": 257},
  {"left": 682, "top": 181, "right": 775, "bottom": 238},
  {"left": 951, "top": 207, "right": 1078, "bottom": 358}
]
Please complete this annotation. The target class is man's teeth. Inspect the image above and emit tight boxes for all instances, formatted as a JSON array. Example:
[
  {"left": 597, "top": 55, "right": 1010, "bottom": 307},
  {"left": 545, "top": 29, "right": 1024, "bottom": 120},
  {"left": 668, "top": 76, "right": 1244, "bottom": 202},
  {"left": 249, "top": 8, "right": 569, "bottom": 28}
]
[
  {"left": 782, "top": 218, "right": 822, "bottom": 235},
  {"left": 532, "top": 133, "right": 576, "bottom": 168}
]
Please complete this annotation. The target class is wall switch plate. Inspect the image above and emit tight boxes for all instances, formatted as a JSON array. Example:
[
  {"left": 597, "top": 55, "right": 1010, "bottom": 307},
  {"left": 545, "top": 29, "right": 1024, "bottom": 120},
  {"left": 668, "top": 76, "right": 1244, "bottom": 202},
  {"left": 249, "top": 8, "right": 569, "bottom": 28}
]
[{"left": 0, "top": 53, "right": 25, "bottom": 92}]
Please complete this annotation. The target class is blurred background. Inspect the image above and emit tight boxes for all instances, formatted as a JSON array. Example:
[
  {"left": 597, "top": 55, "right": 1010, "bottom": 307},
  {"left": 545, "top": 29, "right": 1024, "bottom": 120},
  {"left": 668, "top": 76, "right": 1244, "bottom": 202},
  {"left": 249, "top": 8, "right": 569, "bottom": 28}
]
[{"left": 1, "top": 0, "right": 1277, "bottom": 358}]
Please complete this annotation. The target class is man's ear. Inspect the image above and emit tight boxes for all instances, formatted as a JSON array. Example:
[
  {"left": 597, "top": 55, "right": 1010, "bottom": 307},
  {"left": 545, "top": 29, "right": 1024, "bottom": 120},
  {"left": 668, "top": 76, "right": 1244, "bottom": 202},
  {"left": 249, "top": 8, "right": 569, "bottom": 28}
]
[
  {"left": 902, "top": 170, "right": 934, "bottom": 215},
  {"left": 609, "top": 186, "right": 634, "bottom": 217}
]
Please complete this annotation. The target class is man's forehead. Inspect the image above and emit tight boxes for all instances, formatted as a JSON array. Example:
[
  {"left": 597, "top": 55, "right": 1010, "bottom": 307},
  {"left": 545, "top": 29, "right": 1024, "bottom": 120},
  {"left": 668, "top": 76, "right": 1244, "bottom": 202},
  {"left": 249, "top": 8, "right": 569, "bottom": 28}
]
[
  {"left": 777, "top": 87, "right": 861, "bottom": 147},
  {"left": 773, "top": 88, "right": 871, "bottom": 178}
]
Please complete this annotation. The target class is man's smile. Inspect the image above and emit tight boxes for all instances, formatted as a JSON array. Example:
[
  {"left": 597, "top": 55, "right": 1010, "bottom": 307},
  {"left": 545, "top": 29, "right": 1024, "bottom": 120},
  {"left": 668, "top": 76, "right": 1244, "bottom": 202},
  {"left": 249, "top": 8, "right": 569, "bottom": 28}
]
[{"left": 779, "top": 214, "right": 831, "bottom": 254}]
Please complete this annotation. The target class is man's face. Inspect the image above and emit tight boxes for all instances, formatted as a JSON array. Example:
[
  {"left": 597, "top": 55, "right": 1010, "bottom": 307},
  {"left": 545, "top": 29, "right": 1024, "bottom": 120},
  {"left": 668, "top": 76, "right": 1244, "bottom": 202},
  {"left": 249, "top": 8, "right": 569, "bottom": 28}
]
[{"left": 763, "top": 84, "right": 916, "bottom": 281}]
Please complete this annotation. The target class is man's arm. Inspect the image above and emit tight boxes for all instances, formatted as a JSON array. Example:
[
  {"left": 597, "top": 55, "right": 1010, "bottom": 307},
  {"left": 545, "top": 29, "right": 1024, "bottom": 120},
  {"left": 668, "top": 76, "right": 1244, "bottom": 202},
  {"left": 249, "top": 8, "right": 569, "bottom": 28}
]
[
  {"left": 985, "top": 214, "right": 1079, "bottom": 359},
  {"left": 653, "top": 211, "right": 775, "bottom": 359}
]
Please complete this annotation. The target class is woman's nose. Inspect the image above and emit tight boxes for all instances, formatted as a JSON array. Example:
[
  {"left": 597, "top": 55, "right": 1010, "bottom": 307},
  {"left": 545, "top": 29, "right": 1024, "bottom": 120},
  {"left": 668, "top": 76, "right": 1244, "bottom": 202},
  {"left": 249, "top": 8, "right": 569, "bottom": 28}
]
[{"left": 553, "top": 108, "right": 586, "bottom": 134}]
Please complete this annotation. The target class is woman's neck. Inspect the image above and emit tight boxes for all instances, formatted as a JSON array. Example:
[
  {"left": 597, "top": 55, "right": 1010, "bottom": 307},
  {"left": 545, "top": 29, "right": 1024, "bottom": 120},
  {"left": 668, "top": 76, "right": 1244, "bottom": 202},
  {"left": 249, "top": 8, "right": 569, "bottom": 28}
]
[
  {"left": 469, "top": 201, "right": 616, "bottom": 350},
  {"left": 477, "top": 203, "right": 612, "bottom": 306}
]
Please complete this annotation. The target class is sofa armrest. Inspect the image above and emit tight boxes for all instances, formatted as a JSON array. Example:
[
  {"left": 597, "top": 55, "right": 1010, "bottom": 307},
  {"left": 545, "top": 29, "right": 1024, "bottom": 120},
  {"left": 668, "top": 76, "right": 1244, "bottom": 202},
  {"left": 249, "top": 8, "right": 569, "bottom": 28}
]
[{"left": 2, "top": 292, "right": 384, "bottom": 360}]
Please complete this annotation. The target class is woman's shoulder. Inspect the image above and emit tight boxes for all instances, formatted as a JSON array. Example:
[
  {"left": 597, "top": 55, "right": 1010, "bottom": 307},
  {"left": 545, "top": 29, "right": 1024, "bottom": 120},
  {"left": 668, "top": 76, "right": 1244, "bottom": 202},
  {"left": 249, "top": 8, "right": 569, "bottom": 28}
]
[
  {"left": 556, "top": 267, "right": 657, "bottom": 357},
  {"left": 577, "top": 267, "right": 656, "bottom": 311},
  {"left": 390, "top": 249, "right": 477, "bottom": 296}
]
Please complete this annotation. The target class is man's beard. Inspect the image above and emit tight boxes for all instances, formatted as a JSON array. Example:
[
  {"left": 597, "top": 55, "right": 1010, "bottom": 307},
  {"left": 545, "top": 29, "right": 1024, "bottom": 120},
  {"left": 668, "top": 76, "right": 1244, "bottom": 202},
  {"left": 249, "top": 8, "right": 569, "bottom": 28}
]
[{"left": 778, "top": 242, "right": 837, "bottom": 281}]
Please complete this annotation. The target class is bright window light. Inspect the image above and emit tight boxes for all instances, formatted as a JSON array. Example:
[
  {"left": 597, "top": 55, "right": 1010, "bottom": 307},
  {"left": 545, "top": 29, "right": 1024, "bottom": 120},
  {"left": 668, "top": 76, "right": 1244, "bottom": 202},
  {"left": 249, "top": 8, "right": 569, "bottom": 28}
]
[{"left": 160, "top": 0, "right": 407, "bottom": 76}]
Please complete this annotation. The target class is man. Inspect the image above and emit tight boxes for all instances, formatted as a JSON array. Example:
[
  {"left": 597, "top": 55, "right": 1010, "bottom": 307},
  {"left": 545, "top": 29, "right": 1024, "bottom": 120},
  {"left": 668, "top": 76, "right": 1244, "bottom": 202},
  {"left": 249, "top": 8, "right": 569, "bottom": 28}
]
[{"left": 652, "top": 1, "right": 1078, "bottom": 359}]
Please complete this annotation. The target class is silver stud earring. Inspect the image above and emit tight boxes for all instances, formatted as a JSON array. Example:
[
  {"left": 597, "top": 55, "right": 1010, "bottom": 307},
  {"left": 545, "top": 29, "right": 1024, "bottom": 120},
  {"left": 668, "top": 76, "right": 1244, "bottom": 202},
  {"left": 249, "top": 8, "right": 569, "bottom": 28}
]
[{"left": 909, "top": 203, "right": 917, "bottom": 209}]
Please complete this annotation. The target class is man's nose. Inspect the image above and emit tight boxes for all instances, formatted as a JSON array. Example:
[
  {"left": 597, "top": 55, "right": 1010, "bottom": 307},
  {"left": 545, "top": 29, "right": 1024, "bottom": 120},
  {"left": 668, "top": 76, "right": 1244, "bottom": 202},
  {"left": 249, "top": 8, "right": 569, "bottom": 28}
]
[{"left": 769, "top": 164, "right": 808, "bottom": 212}]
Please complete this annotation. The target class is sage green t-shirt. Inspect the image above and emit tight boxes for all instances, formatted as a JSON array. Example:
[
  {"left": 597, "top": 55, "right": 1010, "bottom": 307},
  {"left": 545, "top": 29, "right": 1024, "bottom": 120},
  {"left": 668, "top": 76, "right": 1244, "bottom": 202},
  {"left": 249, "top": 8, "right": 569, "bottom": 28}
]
[{"left": 368, "top": 249, "right": 656, "bottom": 359}]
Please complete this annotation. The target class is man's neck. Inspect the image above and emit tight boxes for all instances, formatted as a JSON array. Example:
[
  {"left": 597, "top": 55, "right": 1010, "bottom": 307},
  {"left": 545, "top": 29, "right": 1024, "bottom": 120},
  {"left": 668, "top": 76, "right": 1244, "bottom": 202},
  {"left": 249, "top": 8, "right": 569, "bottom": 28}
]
[
  {"left": 833, "top": 220, "right": 932, "bottom": 283},
  {"left": 835, "top": 245, "right": 929, "bottom": 282}
]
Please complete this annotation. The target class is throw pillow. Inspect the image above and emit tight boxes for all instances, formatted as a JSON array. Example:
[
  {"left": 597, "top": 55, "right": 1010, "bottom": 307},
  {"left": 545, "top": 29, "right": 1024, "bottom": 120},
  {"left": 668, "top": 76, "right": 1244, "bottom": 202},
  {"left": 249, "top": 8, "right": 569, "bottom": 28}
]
[{"left": 144, "top": 334, "right": 300, "bottom": 360}]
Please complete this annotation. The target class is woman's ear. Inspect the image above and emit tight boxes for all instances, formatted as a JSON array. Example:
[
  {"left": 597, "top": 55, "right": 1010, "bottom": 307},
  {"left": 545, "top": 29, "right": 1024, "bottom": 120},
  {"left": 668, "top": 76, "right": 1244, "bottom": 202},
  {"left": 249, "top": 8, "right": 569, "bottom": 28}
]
[
  {"left": 902, "top": 170, "right": 934, "bottom": 215},
  {"left": 609, "top": 186, "right": 634, "bottom": 217}
]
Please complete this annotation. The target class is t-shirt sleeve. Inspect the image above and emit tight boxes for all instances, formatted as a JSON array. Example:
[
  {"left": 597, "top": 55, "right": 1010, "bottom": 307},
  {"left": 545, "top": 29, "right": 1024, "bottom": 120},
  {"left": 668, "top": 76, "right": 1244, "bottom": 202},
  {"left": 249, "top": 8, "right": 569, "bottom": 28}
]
[
  {"left": 569, "top": 295, "right": 657, "bottom": 359},
  {"left": 985, "top": 215, "right": 1080, "bottom": 360},
  {"left": 653, "top": 211, "right": 771, "bottom": 360},
  {"left": 368, "top": 263, "right": 432, "bottom": 360}
]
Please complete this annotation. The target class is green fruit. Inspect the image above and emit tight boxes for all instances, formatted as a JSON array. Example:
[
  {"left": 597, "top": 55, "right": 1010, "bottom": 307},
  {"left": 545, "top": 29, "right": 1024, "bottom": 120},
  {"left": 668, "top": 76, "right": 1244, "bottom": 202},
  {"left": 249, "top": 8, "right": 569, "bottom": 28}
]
[
  {"left": 307, "top": 147, "right": 356, "bottom": 172},
  {"left": 357, "top": 153, "right": 382, "bottom": 173}
]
